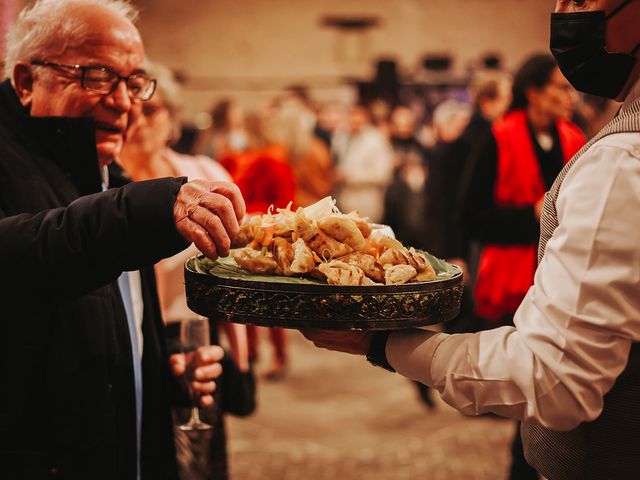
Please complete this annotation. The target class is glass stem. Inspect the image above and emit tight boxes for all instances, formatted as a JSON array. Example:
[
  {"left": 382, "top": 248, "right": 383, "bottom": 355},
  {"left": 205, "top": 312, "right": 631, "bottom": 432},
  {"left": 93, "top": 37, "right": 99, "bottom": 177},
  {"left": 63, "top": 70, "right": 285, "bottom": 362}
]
[{"left": 190, "top": 406, "right": 201, "bottom": 425}]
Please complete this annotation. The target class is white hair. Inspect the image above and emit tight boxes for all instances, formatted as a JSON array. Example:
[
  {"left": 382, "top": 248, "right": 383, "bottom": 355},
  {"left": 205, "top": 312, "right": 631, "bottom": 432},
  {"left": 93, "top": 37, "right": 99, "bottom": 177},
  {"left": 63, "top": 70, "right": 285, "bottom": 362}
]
[{"left": 4, "top": 0, "right": 139, "bottom": 79}]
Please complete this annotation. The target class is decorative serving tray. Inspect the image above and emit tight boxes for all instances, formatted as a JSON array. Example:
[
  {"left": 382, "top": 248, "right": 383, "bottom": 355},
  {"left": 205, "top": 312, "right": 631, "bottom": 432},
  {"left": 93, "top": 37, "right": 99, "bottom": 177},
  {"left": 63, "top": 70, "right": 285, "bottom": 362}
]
[{"left": 185, "top": 255, "right": 464, "bottom": 331}]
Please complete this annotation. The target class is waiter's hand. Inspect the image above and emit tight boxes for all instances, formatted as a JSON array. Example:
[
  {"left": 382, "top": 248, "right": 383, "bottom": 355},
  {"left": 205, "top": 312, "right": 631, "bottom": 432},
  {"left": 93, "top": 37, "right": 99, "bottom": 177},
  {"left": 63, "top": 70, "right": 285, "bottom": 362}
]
[
  {"left": 169, "top": 345, "right": 224, "bottom": 407},
  {"left": 174, "top": 180, "right": 246, "bottom": 259},
  {"left": 301, "top": 329, "right": 373, "bottom": 355}
]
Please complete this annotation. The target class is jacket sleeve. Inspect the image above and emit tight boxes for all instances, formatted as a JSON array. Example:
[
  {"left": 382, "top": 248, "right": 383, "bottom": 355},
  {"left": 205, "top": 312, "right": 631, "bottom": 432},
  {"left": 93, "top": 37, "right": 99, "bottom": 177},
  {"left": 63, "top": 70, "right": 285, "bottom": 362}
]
[{"left": 0, "top": 177, "right": 189, "bottom": 306}]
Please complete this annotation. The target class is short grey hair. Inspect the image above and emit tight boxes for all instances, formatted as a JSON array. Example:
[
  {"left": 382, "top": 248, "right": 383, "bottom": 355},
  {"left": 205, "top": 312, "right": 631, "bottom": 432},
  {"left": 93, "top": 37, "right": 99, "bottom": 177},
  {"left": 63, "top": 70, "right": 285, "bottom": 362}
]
[
  {"left": 144, "top": 59, "right": 183, "bottom": 117},
  {"left": 4, "top": 0, "right": 139, "bottom": 80},
  {"left": 144, "top": 59, "right": 184, "bottom": 145}
]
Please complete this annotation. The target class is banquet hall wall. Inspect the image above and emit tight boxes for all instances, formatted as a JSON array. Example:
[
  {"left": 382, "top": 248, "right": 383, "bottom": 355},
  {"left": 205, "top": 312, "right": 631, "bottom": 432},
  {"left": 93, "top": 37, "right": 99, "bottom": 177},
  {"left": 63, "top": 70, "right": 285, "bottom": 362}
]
[
  {"left": 130, "top": 0, "right": 552, "bottom": 122},
  {"left": 3, "top": 0, "right": 553, "bottom": 122}
]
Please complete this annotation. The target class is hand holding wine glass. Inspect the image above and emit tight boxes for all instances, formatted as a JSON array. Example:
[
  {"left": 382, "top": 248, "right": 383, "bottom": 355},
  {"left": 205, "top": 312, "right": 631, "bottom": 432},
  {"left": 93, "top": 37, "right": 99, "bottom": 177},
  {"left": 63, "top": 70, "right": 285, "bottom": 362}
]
[{"left": 169, "top": 317, "right": 224, "bottom": 431}]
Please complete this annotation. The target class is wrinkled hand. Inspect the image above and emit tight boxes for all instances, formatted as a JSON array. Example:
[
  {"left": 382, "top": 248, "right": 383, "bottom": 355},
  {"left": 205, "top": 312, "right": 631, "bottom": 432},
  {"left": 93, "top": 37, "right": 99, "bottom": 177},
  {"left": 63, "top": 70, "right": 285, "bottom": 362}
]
[
  {"left": 301, "top": 329, "right": 374, "bottom": 356},
  {"left": 169, "top": 345, "right": 224, "bottom": 407},
  {"left": 174, "top": 180, "right": 246, "bottom": 259}
]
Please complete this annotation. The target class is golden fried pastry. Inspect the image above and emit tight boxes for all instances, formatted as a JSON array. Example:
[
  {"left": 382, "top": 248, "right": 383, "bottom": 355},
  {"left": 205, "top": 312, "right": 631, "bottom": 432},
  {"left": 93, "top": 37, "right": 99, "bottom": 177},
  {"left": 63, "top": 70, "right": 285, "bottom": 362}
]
[
  {"left": 317, "top": 261, "right": 367, "bottom": 286},
  {"left": 409, "top": 248, "right": 436, "bottom": 281},
  {"left": 384, "top": 264, "right": 417, "bottom": 285},
  {"left": 379, "top": 248, "right": 437, "bottom": 282},
  {"left": 340, "top": 252, "right": 385, "bottom": 283},
  {"left": 352, "top": 217, "right": 372, "bottom": 238},
  {"left": 235, "top": 218, "right": 260, "bottom": 248},
  {"left": 294, "top": 210, "right": 353, "bottom": 260},
  {"left": 317, "top": 215, "right": 366, "bottom": 251},
  {"left": 271, "top": 237, "right": 295, "bottom": 276},
  {"left": 232, "top": 247, "right": 278, "bottom": 274},
  {"left": 290, "top": 238, "right": 315, "bottom": 274},
  {"left": 378, "top": 235, "right": 405, "bottom": 251}
]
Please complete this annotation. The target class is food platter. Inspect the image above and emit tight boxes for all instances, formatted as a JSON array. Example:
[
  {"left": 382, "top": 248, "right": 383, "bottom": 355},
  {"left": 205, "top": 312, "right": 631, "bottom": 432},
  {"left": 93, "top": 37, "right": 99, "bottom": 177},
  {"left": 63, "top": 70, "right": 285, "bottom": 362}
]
[{"left": 185, "top": 254, "right": 464, "bottom": 331}]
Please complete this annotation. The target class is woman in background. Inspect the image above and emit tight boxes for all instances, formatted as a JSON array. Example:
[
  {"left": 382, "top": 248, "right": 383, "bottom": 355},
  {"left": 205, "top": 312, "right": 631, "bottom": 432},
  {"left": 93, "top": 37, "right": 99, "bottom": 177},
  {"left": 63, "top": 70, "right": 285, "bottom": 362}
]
[
  {"left": 118, "top": 60, "right": 255, "bottom": 480},
  {"left": 219, "top": 108, "right": 297, "bottom": 380}
]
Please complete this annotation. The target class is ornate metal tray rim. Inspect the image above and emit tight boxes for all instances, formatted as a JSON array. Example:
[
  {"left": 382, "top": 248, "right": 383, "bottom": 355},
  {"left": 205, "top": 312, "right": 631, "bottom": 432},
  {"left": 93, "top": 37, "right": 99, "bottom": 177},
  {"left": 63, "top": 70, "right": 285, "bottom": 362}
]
[{"left": 184, "top": 254, "right": 464, "bottom": 330}]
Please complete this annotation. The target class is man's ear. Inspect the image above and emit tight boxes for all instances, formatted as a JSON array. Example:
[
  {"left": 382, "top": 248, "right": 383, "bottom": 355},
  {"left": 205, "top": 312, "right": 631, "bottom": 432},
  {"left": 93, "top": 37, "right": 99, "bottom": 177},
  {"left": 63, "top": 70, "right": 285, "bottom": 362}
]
[{"left": 13, "top": 62, "right": 35, "bottom": 109}]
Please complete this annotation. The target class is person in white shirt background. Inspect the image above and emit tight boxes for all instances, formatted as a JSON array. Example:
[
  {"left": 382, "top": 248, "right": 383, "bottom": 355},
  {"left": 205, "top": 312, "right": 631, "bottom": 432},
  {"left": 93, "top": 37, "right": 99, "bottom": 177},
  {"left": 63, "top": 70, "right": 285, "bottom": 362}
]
[
  {"left": 331, "top": 104, "right": 394, "bottom": 224},
  {"left": 303, "top": 1, "right": 640, "bottom": 478}
]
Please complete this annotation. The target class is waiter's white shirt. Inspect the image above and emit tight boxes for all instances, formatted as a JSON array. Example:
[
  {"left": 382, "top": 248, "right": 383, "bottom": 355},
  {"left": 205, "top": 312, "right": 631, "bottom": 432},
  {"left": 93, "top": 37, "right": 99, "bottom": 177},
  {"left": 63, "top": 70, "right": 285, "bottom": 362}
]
[{"left": 387, "top": 80, "right": 640, "bottom": 431}]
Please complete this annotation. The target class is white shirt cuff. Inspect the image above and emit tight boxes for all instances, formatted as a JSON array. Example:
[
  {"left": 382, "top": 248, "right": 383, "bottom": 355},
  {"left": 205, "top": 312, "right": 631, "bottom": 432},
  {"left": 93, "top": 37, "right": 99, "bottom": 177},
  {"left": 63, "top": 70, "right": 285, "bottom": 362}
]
[{"left": 386, "top": 329, "right": 448, "bottom": 386}]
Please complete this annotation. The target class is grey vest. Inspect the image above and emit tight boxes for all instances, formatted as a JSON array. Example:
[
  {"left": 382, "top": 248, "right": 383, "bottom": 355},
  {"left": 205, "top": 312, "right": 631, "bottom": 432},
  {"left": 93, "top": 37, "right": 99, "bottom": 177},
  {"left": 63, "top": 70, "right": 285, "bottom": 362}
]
[{"left": 522, "top": 96, "right": 640, "bottom": 480}]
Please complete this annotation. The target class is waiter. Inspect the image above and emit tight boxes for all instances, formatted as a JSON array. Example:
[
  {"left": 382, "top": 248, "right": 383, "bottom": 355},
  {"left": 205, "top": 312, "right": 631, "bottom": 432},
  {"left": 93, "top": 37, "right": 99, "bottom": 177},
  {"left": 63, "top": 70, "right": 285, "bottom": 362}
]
[{"left": 304, "top": 1, "right": 640, "bottom": 478}]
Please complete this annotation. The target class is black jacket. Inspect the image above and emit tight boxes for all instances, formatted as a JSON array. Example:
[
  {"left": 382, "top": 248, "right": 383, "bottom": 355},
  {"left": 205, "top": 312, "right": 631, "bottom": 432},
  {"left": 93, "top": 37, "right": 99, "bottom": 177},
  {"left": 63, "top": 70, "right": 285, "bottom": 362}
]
[
  {"left": 427, "top": 111, "right": 493, "bottom": 259},
  {"left": 0, "top": 79, "right": 188, "bottom": 479}
]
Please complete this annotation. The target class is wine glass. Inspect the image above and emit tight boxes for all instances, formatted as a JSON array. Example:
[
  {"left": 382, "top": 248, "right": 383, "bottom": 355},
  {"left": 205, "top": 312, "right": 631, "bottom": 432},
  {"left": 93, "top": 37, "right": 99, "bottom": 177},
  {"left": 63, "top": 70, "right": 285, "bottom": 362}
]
[{"left": 178, "top": 317, "right": 213, "bottom": 431}]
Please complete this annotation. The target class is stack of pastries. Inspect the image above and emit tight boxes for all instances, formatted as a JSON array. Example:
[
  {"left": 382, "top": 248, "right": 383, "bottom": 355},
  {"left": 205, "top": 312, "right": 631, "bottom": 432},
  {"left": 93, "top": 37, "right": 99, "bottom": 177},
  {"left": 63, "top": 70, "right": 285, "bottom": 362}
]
[{"left": 231, "top": 197, "right": 436, "bottom": 287}]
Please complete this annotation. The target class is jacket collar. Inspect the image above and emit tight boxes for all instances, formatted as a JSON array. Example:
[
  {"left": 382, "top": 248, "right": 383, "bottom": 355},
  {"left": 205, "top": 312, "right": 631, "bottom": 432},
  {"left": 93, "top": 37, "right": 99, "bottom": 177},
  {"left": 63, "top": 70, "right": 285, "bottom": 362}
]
[{"left": 0, "top": 79, "right": 103, "bottom": 196}]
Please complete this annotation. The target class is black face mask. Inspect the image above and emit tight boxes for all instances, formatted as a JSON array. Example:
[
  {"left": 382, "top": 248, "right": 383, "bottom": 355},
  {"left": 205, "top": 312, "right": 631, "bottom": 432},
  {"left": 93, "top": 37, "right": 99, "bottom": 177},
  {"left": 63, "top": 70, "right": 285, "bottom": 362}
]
[{"left": 550, "top": 0, "right": 640, "bottom": 99}]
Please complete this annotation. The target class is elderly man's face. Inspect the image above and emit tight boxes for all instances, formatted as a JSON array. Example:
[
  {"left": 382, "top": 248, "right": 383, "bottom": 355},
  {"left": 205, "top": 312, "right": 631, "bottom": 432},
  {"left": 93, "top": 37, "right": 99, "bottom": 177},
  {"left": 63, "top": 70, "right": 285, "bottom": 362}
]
[{"left": 19, "top": 8, "right": 145, "bottom": 166}]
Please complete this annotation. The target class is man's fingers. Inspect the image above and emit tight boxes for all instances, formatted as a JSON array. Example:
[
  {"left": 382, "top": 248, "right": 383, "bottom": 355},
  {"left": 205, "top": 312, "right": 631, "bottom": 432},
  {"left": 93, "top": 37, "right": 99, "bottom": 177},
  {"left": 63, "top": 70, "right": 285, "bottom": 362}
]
[
  {"left": 173, "top": 181, "right": 247, "bottom": 257},
  {"left": 191, "top": 380, "right": 217, "bottom": 395},
  {"left": 195, "top": 345, "right": 225, "bottom": 364},
  {"left": 194, "top": 362, "right": 223, "bottom": 382},
  {"left": 208, "top": 182, "right": 246, "bottom": 223},
  {"left": 176, "top": 217, "right": 219, "bottom": 259},
  {"left": 188, "top": 205, "right": 231, "bottom": 257},
  {"left": 169, "top": 353, "right": 185, "bottom": 376},
  {"left": 199, "top": 394, "right": 214, "bottom": 408},
  {"left": 199, "top": 193, "right": 241, "bottom": 241}
]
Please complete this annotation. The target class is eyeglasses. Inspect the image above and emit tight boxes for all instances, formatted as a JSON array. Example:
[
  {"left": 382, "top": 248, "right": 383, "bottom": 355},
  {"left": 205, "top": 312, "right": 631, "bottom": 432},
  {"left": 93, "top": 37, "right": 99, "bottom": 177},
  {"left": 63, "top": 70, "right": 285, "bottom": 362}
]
[{"left": 31, "top": 60, "right": 157, "bottom": 101}]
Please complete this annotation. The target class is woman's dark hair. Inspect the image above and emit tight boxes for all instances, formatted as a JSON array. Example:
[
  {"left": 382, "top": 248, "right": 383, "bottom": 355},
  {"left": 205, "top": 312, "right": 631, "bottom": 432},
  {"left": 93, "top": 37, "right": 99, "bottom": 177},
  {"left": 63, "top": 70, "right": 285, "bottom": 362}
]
[{"left": 510, "top": 54, "right": 558, "bottom": 110}]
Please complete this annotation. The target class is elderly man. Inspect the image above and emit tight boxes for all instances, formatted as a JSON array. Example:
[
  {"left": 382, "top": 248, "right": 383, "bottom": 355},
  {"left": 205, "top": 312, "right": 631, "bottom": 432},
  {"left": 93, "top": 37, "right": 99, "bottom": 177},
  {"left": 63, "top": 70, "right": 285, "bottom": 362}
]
[
  {"left": 306, "top": 1, "right": 640, "bottom": 478},
  {"left": 0, "top": 1, "right": 245, "bottom": 479}
]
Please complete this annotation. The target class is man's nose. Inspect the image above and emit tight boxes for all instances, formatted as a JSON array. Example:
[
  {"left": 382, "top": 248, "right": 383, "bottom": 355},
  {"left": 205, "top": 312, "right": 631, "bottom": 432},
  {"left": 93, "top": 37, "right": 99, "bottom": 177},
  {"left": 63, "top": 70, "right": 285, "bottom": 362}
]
[{"left": 107, "top": 78, "right": 133, "bottom": 113}]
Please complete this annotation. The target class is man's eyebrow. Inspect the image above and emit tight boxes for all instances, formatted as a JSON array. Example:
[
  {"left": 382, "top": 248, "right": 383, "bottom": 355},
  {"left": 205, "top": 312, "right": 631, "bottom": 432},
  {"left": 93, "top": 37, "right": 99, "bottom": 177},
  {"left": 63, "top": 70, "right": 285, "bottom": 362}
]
[{"left": 83, "top": 63, "right": 149, "bottom": 76}]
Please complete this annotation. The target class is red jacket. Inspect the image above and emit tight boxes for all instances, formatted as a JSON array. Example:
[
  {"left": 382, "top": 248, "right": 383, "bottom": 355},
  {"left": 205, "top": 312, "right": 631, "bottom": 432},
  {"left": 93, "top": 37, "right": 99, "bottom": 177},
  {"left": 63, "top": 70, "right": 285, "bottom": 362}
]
[
  {"left": 221, "top": 144, "right": 296, "bottom": 215},
  {"left": 474, "top": 110, "right": 585, "bottom": 320}
]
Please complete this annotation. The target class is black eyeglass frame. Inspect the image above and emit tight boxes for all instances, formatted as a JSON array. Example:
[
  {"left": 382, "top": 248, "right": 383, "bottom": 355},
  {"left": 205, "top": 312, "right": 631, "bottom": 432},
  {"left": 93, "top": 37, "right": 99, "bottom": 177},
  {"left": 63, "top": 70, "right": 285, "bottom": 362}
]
[{"left": 31, "top": 60, "right": 157, "bottom": 101}]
